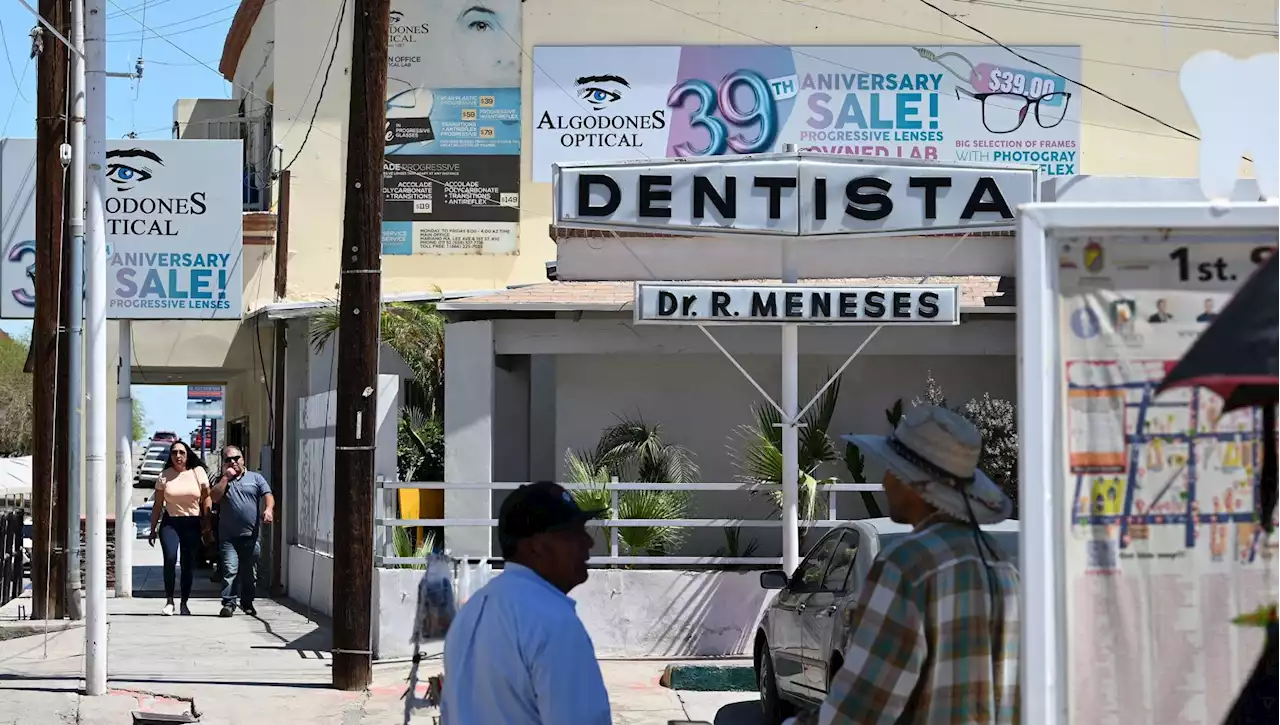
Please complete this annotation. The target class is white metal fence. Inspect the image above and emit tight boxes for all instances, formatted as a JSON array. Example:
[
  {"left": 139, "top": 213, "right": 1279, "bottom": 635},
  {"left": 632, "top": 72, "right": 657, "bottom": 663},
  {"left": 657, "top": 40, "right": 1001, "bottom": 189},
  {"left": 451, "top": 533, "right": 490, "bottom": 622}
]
[{"left": 374, "top": 480, "right": 884, "bottom": 567}]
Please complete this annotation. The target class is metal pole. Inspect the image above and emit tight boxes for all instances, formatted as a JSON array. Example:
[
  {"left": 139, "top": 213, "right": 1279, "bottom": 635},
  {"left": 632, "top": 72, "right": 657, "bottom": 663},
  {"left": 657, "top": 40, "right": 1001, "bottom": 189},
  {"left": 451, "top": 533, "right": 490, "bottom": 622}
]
[
  {"left": 83, "top": 0, "right": 108, "bottom": 695},
  {"left": 780, "top": 238, "right": 800, "bottom": 575},
  {"left": 778, "top": 144, "right": 801, "bottom": 575},
  {"left": 114, "top": 320, "right": 132, "bottom": 597},
  {"left": 65, "top": 0, "right": 85, "bottom": 621}
]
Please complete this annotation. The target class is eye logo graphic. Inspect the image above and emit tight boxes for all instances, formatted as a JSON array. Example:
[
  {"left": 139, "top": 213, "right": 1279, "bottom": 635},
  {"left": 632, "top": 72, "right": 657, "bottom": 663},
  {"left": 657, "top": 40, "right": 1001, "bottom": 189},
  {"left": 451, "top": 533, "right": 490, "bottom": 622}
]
[
  {"left": 389, "top": 10, "right": 403, "bottom": 23},
  {"left": 105, "top": 148, "right": 163, "bottom": 191},
  {"left": 574, "top": 74, "right": 629, "bottom": 111}
]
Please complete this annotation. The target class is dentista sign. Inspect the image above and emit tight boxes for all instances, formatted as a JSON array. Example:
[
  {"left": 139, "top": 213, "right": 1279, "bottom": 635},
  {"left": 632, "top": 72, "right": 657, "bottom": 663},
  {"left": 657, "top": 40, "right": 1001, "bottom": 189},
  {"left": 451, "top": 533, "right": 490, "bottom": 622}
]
[
  {"left": 634, "top": 282, "right": 960, "bottom": 325},
  {"left": 553, "top": 153, "right": 1037, "bottom": 237}
]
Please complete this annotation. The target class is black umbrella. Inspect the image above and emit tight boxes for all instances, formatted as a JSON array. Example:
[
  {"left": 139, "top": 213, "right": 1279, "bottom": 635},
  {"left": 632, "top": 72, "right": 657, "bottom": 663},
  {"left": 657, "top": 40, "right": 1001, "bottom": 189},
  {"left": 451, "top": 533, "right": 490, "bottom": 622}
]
[
  {"left": 1156, "top": 250, "right": 1278, "bottom": 532},
  {"left": 1154, "top": 250, "right": 1277, "bottom": 725}
]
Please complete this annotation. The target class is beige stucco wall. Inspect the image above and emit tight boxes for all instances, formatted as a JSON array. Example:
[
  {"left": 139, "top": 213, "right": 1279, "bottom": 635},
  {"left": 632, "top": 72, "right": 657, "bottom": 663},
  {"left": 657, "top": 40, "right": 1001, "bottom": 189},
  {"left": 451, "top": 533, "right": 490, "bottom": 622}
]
[{"left": 245, "top": 0, "right": 1272, "bottom": 302}]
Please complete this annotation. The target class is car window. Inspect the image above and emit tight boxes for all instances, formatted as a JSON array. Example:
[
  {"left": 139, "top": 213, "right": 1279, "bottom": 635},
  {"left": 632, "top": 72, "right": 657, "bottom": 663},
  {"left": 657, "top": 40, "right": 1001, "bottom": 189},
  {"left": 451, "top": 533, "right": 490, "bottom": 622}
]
[
  {"left": 793, "top": 533, "right": 841, "bottom": 591},
  {"left": 822, "top": 531, "right": 859, "bottom": 591}
]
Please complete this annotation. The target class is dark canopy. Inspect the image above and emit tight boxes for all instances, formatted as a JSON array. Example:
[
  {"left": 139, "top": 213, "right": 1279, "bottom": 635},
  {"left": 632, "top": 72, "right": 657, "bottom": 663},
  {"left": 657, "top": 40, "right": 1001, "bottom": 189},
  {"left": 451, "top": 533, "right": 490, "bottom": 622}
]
[
  {"left": 1156, "top": 251, "right": 1277, "bottom": 411},
  {"left": 1154, "top": 248, "right": 1277, "bottom": 535}
]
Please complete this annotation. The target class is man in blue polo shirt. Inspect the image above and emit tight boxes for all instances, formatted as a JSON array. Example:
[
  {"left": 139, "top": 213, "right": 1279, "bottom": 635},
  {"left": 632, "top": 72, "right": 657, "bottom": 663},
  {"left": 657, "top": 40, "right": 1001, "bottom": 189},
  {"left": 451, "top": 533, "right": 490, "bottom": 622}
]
[
  {"left": 210, "top": 445, "right": 274, "bottom": 618},
  {"left": 441, "top": 481, "right": 611, "bottom": 725}
]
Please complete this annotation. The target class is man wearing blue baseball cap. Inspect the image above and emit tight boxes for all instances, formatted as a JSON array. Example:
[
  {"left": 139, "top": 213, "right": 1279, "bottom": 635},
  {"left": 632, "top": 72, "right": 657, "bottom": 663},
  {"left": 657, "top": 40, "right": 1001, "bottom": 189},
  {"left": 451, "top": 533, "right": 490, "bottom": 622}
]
[{"left": 441, "top": 481, "right": 611, "bottom": 725}]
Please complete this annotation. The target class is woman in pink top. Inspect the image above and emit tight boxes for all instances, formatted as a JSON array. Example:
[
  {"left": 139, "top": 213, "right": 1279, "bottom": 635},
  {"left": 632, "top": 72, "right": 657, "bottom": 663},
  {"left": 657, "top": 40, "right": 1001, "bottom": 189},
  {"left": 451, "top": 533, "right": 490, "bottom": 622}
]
[{"left": 147, "top": 440, "right": 211, "bottom": 615}]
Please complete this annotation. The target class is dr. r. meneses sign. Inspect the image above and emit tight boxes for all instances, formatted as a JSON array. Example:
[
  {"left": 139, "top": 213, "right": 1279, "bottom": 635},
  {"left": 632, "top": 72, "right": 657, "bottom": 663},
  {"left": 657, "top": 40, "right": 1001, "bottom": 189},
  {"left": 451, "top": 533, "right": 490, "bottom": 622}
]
[
  {"left": 634, "top": 283, "right": 960, "bottom": 325},
  {"left": 554, "top": 154, "right": 1037, "bottom": 237}
]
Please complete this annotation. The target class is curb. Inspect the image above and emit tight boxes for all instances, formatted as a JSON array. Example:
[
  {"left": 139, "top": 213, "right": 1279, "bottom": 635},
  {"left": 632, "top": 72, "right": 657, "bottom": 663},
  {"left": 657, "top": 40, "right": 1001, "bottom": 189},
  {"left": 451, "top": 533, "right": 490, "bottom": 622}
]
[{"left": 660, "top": 663, "right": 756, "bottom": 692}]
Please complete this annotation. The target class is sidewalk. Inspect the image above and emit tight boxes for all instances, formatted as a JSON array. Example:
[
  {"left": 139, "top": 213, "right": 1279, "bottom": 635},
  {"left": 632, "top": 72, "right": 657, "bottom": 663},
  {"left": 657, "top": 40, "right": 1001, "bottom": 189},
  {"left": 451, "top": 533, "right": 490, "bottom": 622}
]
[{"left": 0, "top": 539, "right": 761, "bottom": 724}]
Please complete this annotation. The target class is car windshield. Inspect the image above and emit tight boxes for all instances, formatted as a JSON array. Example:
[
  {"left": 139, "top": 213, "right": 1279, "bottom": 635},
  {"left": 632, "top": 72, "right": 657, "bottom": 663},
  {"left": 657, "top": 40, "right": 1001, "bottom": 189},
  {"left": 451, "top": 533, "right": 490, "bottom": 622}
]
[{"left": 880, "top": 530, "right": 1020, "bottom": 568}]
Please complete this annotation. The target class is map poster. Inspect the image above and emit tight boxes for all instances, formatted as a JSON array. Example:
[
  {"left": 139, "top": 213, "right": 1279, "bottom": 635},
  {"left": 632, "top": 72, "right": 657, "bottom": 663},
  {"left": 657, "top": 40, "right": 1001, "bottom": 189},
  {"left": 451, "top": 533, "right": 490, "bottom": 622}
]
[{"left": 1057, "top": 236, "right": 1277, "bottom": 724}]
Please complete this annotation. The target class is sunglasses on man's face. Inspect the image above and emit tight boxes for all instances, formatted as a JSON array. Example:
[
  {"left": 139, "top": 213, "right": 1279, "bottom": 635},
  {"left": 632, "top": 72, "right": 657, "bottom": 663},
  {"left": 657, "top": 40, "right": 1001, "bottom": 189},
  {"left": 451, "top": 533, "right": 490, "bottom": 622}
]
[{"left": 226, "top": 456, "right": 242, "bottom": 463}]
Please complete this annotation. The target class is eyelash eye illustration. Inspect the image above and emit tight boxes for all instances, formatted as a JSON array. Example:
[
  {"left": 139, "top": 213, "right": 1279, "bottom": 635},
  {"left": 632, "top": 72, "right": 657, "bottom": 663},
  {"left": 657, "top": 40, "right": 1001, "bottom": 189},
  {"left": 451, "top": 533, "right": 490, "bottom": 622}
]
[
  {"left": 580, "top": 87, "right": 622, "bottom": 108},
  {"left": 106, "top": 163, "right": 152, "bottom": 187},
  {"left": 468, "top": 20, "right": 492, "bottom": 31}
]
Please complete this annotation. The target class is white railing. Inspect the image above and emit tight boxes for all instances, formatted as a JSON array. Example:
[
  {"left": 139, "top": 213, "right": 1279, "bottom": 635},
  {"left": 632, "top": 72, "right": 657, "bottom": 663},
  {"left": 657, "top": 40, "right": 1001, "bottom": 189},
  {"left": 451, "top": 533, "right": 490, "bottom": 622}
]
[{"left": 374, "top": 479, "right": 884, "bottom": 567}]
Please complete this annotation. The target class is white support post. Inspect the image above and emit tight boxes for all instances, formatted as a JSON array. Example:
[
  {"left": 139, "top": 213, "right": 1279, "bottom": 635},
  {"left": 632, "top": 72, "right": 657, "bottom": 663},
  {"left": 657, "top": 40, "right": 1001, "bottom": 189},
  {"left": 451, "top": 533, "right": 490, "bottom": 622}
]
[
  {"left": 65, "top": 0, "right": 86, "bottom": 623},
  {"left": 114, "top": 320, "right": 132, "bottom": 597},
  {"left": 609, "top": 476, "right": 619, "bottom": 559},
  {"left": 780, "top": 237, "right": 800, "bottom": 576},
  {"left": 83, "top": 0, "right": 108, "bottom": 696}
]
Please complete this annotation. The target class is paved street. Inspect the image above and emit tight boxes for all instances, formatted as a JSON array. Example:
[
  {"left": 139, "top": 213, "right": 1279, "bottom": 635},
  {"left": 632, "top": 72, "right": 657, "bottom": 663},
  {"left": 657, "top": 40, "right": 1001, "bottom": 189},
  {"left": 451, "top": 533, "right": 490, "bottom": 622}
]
[{"left": 0, "top": 539, "right": 762, "bottom": 724}]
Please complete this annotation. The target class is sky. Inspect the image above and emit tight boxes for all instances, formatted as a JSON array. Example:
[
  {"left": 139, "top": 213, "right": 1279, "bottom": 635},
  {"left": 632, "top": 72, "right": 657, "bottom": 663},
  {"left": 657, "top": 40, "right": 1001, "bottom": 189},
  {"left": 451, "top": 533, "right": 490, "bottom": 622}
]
[{"left": 0, "top": 0, "right": 238, "bottom": 441}]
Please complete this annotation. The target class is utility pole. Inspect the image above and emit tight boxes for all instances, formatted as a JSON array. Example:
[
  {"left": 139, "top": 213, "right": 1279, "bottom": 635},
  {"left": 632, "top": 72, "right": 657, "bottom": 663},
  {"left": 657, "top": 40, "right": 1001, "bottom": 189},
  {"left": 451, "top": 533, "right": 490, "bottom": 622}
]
[
  {"left": 32, "top": 0, "right": 70, "bottom": 621},
  {"left": 65, "top": 0, "right": 86, "bottom": 623},
  {"left": 331, "top": 0, "right": 391, "bottom": 692},
  {"left": 83, "top": 0, "right": 109, "bottom": 695}
]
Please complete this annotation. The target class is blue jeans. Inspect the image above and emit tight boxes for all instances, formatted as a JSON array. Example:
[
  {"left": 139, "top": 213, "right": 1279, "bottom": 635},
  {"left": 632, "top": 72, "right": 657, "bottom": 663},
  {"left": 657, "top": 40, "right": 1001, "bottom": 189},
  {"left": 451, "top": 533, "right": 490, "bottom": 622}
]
[{"left": 219, "top": 534, "right": 260, "bottom": 608}]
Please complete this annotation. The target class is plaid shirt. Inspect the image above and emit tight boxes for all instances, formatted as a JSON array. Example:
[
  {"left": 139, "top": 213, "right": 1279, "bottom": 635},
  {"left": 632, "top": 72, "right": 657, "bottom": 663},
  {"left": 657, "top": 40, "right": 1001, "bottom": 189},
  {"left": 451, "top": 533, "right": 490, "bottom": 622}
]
[{"left": 798, "top": 521, "right": 1021, "bottom": 725}]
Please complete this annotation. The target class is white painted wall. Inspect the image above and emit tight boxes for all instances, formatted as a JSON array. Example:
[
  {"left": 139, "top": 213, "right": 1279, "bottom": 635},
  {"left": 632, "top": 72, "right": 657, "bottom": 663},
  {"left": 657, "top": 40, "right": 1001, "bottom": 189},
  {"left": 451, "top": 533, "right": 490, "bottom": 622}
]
[
  {"left": 374, "top": 567, "right": 771, "bottom": 659},
  {"left": 553, "top": 350, "right": 1015, "bottom": 555}
]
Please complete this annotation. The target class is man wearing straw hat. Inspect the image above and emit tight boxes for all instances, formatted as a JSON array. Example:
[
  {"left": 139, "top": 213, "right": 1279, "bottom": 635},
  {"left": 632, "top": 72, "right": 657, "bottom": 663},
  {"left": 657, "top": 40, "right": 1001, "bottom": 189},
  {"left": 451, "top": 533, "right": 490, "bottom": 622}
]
[{"left": 788, "top": 405, "right": 1020, "bottom": 725}]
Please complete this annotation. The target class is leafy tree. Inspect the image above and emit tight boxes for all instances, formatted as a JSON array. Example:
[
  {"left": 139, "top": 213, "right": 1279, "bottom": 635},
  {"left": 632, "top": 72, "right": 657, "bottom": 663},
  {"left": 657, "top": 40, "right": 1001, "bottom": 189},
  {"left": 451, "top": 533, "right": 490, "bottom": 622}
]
[
  {"left": 913, "top": 373, "right": 1019, "bottom": 515},
  {"left": 132, "top": 399, "right": 149, "bottom": 442},
  {"left": 0, "top": 332, "right": 32, "bottom": 456},
  {"left": 310, "top": 300, "right": 446, "bottom": 481}
]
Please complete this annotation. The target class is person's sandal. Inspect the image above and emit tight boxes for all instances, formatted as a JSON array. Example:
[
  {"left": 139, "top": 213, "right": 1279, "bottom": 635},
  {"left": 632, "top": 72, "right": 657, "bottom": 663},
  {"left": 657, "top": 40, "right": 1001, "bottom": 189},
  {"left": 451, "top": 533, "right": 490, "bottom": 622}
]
[{"left": 162, "top": 603, "right": 175, "bottom": 616}]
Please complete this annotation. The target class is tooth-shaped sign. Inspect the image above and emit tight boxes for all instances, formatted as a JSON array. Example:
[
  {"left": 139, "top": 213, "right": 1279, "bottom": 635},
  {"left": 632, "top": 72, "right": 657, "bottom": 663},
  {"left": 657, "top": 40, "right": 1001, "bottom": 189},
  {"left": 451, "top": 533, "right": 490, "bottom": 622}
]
[{"left": 1179, "top": 51, "right": 1280, "bottom": 201}]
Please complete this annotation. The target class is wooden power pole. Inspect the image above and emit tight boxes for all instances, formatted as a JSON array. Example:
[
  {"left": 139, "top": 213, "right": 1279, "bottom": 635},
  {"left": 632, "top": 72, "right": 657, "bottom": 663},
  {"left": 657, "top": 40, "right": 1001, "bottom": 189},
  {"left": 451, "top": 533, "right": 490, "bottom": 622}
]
[
  {"left": 31, "top": 0, "right": 70, "bottom": 621},
  {"left": 332, "top": 0, "right": 391, "bottom": 691}
]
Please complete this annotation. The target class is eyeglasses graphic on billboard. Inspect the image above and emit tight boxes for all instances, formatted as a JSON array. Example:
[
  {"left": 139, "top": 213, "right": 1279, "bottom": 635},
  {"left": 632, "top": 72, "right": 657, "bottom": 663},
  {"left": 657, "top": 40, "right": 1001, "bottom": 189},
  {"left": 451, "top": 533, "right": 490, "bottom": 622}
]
[{"left": 955, "top": 86, "right": 1073, "bottom": 135}]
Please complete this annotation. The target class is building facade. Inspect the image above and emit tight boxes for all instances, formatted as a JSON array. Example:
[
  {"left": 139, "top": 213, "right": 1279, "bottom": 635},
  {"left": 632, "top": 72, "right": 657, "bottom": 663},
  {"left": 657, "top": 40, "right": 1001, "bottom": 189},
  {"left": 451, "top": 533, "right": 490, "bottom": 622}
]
[{"left": 148, "top": 0, "right": 1273, "bottom": 595}]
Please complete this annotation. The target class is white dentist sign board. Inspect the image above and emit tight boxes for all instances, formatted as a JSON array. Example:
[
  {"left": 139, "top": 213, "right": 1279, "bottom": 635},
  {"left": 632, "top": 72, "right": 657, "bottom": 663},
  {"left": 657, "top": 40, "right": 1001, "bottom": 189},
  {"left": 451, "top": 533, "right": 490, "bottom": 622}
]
[
  {"left": 553, "top": 152, "right": 1037, "bottom": 237},
  {"left": 0, "top": 138, "right": 243, "bottom": 320},
  {"left": 634, "top": 282, "right": 960, "bottom": 325}
]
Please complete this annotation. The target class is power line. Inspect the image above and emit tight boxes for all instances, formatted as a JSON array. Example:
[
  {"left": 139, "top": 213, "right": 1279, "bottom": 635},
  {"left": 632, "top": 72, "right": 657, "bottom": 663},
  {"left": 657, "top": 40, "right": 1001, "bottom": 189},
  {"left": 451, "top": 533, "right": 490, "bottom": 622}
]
[
  {"left": 912, "top": 0, "right": 1204, "bottom": 142},
  {"left": 109, "top": 0, "right": 523, "bottom": 210},
  {"left": 774, "top": 0, "right": 1185, "bottom": 75},
  {"left": 281, "top": 0, "right": 348, "bottom": 172},
  {"left": 965, "top": 0, "right": 1277, "bottom": 37},
  {"left": 108, "top": 11, "right": 238, "bottom": 41},
  {"left": 0, "top": 18, "right": 29, "bottom": 103},
  {"left": 1, "top": 56, "right": 32, "bottom": 136},
  {"left": 1002, "top": 0, "right": 1277, "bottom": 27},
  {"left": 641, "top": 0, "right": 1194, "bottom": 142}
]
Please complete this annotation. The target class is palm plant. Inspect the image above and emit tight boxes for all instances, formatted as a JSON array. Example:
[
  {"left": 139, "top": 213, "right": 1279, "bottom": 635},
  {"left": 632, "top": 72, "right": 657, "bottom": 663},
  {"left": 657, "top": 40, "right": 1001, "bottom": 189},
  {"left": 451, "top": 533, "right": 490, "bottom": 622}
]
[
  {"left": 311, "top": 298, "right": 446, "bottom": 418},
  {"left": 731, "top": 372, "right": 844, "bottom": 533},
  {"left": 563, "top": 415, "right": 698, "bottom": 557},
  {"left": 391, "top": 526, "right": 438, "bottom": 569}
]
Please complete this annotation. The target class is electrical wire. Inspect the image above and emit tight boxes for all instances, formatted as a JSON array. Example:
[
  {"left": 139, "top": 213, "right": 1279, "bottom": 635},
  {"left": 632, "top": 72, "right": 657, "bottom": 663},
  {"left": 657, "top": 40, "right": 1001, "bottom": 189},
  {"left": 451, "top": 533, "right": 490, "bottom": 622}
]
[
  {"left": 281, "top": 0, "right": 347, "bottom": 172},
  {"left": 913, "top": 0, "right": 1211, "bottom": 145},
  {"left": 1000, "top": 0, "right": 1278, "bottom": 27},
  {"left": 642, "top": 0, "right": 1196, "bottom": 143},
  {"left": 772, "top": 0, "right": 1186, "bottom": 75},
  {"left": 965, "top": 0, "right": 1277, "bottom": 37},
  {"left": 106, "top": 0, "right": 175, "bottom": 20},
  {"left": 1, "top": 56, "right": 32, "bottom": 136},
  {"left": 0, "top": 18, "right": 28, "bottom": 103},
  {"left": 107, "top": 1, "right": 242, "bottom": 40}
]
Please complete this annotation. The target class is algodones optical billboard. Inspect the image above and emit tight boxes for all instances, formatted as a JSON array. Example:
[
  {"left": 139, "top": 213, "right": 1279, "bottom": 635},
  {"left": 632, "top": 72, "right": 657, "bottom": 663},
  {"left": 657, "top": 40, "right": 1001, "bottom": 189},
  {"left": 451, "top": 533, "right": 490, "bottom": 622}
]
[
  {"left": 0, "top": 138, "right": 243, "bottom": 320},
  {"left": 531, "top": 44, "right": 1082, "bottom": 182}
]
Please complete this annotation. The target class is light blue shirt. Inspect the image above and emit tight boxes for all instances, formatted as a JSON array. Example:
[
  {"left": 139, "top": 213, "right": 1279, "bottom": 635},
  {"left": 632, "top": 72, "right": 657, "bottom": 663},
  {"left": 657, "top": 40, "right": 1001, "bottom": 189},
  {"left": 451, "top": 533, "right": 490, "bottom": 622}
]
[{"left": 441, "top": 563, "right": 611, "bottom": 725}]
